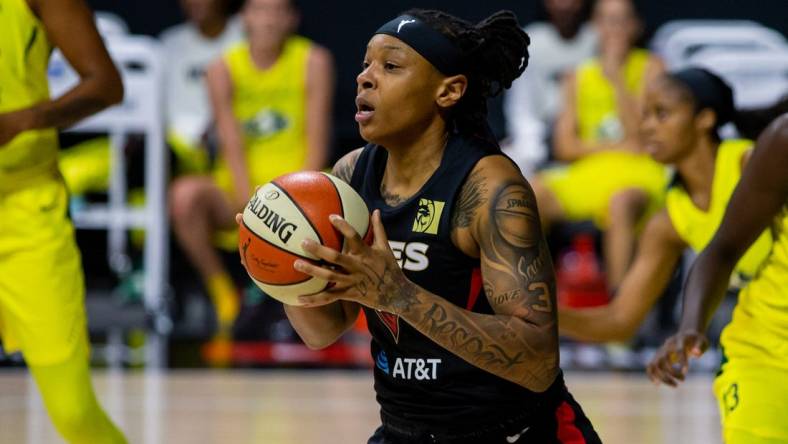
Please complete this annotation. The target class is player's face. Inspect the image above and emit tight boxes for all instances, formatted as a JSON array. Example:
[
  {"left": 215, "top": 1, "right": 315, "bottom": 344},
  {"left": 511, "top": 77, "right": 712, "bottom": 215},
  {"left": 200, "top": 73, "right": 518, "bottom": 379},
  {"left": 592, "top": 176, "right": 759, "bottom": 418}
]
[
  {"left": 641, "top": 78, "right": 699, "bottom": 164},
  {"left": 593, "top": 0, "right": 639, "bottom": 47},
  {"left": 242, "top": 0, "right": 297, "bottom": 48},
  {"left": 355, "top": 34, "right": 446, "bottom": 145}
]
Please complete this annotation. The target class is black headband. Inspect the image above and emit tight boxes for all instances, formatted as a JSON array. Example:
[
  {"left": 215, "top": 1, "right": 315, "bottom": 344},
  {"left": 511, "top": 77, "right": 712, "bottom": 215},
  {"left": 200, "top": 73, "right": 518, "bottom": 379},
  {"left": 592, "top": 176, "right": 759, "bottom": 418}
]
[
  {"left": 375, "top": 15, "right": 466, "bottom": 75},
  {"left": 671, "top": 68, "right": 735, "bottom": 125}
]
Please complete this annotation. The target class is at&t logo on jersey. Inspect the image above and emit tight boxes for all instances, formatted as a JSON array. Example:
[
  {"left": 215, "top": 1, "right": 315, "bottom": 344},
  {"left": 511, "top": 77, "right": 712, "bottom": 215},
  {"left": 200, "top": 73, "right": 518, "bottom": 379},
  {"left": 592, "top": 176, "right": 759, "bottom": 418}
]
[
  {"left": 376, "top": 350, "right": 442, "bottom": 381},
  {"left": 376, "top": 350, "right": 390, "bottom": 374}
]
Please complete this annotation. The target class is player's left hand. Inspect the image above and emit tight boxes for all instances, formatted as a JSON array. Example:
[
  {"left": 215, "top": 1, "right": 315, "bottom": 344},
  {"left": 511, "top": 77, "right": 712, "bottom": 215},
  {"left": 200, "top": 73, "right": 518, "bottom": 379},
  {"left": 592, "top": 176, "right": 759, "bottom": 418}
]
[
  {"left": 646, "top": 330, "right": 709, "bottom": 387},
  {"left": 0, "top": 110, "right": 32, "bottom": 147},
  {"left": 295, "top": 209, "right": 421, "bottom": 314}
]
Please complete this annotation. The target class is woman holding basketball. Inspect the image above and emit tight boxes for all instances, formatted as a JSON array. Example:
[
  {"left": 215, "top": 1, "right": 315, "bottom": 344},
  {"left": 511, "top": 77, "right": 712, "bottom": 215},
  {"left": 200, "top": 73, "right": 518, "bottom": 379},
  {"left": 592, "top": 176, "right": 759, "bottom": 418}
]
[{"left": 265, "top": 9, "right": 600, "bottom": 443}]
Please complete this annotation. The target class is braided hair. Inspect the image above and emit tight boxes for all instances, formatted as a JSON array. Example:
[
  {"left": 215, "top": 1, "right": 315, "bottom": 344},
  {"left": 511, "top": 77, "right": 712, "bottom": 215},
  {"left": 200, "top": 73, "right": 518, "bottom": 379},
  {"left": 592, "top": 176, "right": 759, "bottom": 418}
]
[
  {"left": 665, "top": 68, "right": 788, "bottom": 140},
  {"left": 404, "top": 9, "right": 530, "bottom": 149}
]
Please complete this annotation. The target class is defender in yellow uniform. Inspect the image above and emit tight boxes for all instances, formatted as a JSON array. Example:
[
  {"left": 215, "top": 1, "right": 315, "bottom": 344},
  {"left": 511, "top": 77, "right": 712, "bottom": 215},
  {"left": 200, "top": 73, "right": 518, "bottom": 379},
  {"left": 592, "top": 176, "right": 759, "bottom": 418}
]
[
  {"left": 531, "top": 0, "right": 668, "bottom": 288},
  {"left": 169, "top": 0, "right": 334, "bottom": 362},
  {"left": 665, "top": 138, "right": 771, "bottom": 280},
  {"left": 559, "top": 68, "right": 772, "bottom": 343},
  {"left": 649, "top": 114, "right": 788, "bottom": 443},
  {"left": 0, "top": 0, "right": 126, "bottom": 442}
]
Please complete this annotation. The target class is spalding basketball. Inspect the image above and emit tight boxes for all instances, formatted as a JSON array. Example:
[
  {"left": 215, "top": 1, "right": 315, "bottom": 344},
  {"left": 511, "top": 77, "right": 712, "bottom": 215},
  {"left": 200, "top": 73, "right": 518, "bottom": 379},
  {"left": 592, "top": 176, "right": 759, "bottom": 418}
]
[{"left": 238, "top": 171, "right": 370, "bottom": 306}]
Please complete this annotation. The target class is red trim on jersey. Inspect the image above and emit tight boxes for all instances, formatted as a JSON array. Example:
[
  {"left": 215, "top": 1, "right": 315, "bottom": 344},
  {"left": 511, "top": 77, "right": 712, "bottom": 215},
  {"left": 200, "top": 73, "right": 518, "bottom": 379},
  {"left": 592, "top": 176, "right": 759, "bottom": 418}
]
[
  {"left": 556, "top": 401, "right": 586, "bottom": 443},
  {"left": 376, "top": 310, "right": 401, "bottom": 344},
  {"left": 465, "top": 267, "right": 483, "bottom": 310}
]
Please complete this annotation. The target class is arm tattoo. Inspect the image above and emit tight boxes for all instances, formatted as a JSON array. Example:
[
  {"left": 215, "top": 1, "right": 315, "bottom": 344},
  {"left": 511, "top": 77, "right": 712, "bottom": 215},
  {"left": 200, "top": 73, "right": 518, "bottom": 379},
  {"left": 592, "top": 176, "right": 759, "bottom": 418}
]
[
  {"left": 484, "top": 181, "right": 557, "bottom": 321},
  {"left": 398, "top": 175, "right": 559, "bottom": 391},
  {"left": 331, "top": 150, "right": 361, "bottom": 183},
  {"left": 451, "top": 169, "right": 488, "bottom": 229},
  {"left": 354, "top": 261, "right": 421, "bottom": 315}
]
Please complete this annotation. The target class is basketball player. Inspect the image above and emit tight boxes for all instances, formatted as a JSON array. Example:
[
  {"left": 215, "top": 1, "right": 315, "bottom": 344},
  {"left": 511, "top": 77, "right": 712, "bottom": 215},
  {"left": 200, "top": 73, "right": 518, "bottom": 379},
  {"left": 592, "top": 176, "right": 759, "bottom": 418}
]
[
  {"left": 273, "top": 10, "right": 601, "bottom": 442},
  {"left": 170, "top": 0, "right": 334, "bottom": 361},
  {"left": 559, "top": 68, "right": 772, "bottom": 342},
  {"left": 530, "top": 0, "right": 668, "bottom": 290},
  {"left": 648, "top": 114, "right": 788, "bottom": 444},
  {"left": 0, "top": 0, "right": 126, "bottom": 442}
]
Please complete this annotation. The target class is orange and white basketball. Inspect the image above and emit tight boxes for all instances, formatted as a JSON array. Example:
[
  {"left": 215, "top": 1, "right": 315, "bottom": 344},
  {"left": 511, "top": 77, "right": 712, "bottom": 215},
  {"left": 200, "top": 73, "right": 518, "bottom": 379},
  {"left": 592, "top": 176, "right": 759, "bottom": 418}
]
[{"left": 238, "top": 171, "right": 370, "bottom": 306}]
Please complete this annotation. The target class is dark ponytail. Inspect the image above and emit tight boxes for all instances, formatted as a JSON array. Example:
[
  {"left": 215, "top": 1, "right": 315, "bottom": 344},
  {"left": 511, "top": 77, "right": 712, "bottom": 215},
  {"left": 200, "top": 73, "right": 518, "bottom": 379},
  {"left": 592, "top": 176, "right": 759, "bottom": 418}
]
[
  {"left": 667, "top": 68, "right": 788, "bottom": 141},
  {"left": 666, "top": 68, "right": 735, "bottom": 140},
  {"left": 404, "top": 9, "right": 530, "bottom": 149}
]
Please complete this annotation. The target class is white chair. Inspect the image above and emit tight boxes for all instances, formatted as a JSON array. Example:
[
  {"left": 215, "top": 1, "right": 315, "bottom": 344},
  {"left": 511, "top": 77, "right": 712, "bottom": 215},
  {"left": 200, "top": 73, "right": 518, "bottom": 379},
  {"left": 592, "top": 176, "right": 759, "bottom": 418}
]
[
  {"left": 651, "top": 19, "right": 763, "bottom": 55},
  {"left": 687, "top": 48, "right": 788, "bottom": 110},
  {"left": 48, "top": 35, "right": 170, "bottom": 368},
  {"left": 660, "top": 25, "right": 787, "bottom": 69}
]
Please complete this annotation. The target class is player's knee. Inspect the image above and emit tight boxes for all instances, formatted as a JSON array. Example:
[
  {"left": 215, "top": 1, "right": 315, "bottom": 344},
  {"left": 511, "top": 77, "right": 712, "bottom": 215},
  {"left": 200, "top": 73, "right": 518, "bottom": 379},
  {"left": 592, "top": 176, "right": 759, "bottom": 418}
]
[{"left": 170, "top": 177, "right": 204, "bottom": 223}]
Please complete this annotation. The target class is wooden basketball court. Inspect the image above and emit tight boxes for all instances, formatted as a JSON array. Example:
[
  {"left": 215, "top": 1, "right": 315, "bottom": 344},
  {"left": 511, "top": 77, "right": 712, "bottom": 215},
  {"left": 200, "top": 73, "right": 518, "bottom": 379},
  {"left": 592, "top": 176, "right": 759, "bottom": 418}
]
[{"left": 0, "top": 370, "right": 720, "bottom": 443}]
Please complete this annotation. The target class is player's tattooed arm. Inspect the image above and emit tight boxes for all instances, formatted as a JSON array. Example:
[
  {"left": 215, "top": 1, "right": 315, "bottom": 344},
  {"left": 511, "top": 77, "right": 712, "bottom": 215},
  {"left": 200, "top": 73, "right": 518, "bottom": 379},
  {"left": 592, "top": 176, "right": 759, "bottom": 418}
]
[
  {"left": 331, "top": 148, "right": 363, "bottom": 184},
  {"left": 402, "top": 158, "right": 557, "bottom": 392},
  {"left": 474, "top": 165, "right": 559, "bottom": 390},
  {"left": 297, "top": 157, "right": 558, "bottom": 391}
]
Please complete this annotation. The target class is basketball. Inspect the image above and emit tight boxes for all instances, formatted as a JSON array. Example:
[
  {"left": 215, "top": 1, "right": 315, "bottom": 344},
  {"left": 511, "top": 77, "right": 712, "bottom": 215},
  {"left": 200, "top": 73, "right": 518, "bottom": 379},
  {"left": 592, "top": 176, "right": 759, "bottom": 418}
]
[{"left": 238, "top": 171, "right": 371, "bottom": 306}]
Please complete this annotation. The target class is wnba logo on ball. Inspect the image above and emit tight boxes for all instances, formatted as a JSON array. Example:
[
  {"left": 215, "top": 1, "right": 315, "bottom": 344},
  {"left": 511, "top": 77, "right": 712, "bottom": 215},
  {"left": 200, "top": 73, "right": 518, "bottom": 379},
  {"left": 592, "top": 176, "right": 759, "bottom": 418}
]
[{"left": 412, "top": 198, "right": 444, "bottom": 235}]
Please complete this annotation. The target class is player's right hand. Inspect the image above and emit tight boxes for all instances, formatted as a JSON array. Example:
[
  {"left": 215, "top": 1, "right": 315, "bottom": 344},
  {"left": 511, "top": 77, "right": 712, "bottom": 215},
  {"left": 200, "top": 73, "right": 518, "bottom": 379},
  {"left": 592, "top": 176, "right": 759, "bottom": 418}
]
[{"left": 646, "top": 330, "right": 709, "bottom": 388}]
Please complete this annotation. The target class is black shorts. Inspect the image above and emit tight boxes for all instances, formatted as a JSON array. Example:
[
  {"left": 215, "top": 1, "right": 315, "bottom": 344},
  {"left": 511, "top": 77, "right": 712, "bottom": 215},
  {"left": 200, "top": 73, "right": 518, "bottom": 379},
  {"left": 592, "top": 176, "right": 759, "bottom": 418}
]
[{"left": 367, "top": 389, "right": 601, "bottom": 444}]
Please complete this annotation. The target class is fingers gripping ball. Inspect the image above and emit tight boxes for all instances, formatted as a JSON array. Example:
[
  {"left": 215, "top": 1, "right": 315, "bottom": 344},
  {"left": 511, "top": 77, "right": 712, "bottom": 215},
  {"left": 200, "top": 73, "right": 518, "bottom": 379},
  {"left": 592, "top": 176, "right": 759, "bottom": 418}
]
[{"left": 238, "top": 171, "right": 371, "bottom": 305}]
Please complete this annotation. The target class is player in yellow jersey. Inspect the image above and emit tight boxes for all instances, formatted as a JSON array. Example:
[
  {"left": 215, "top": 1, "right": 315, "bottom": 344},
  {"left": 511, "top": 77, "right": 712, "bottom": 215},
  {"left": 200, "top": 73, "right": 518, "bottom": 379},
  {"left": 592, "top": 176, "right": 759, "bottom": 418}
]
[
  {"left": 530, "top": 0, "right": 669, "bottom": 290},
  {"left": 649, "top": 114, "right": 788, "bottom": 444},
  {"left": 559, "top": 68, "right": 772, "bottom": 342},
  {"left": 169, "top": 0, "right": 334, "bottom": 362},
  {"left": 0, "top": 0, "right": 126, "bottom": 442}
]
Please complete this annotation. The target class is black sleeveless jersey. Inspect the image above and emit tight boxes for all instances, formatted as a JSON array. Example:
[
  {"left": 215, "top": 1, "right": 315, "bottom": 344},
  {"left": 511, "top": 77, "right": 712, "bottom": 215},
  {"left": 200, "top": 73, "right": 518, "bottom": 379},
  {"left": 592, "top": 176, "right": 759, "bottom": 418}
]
[{"left": 349, "top": 133, "right": 563, "bottom": 429}]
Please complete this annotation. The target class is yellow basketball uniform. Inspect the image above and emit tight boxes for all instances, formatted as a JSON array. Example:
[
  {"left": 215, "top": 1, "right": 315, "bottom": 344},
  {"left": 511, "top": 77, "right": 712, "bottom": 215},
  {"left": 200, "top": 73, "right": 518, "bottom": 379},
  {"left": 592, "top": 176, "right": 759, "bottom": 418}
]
[
  {"left": 666, "top": 139, "right": 772, "bottom": 280},
  {"left": 713, "top": 204, "right": 788, "bottom": 443},
  {"left": 541, "top": 49, "right": 669, "bottom": 228},
  {"left": 0, "top": 0, "right": 88, "bottom": 366},
  {"left": 213, "top": 36, "right": 312, "bottom": 195}
]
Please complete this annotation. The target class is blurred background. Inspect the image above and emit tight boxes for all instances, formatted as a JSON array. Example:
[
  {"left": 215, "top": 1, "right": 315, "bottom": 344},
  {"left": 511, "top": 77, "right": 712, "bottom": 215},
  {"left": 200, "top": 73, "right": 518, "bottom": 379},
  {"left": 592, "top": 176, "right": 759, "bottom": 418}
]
[
  {"left": 1, "top": 0, "right": 787, "bottom": 442},
  {"left": 1, "top": 0, "right": 784, "bottom": 371}
]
